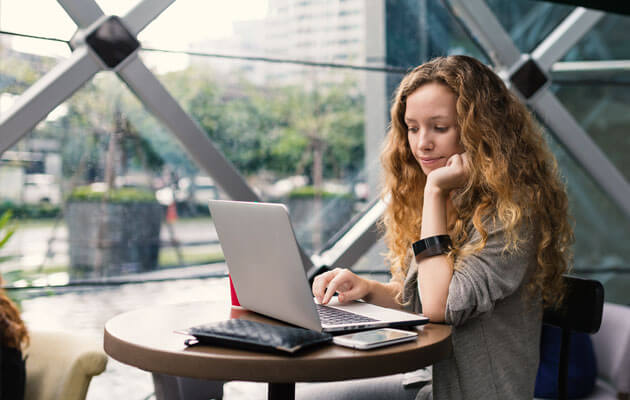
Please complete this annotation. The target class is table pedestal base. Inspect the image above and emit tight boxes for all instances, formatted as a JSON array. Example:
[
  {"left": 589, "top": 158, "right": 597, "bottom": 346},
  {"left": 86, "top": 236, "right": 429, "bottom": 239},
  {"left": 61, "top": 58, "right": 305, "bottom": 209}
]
[
  {"left": 268, "top": 382, "right": 295, "bottom": 400},
  {"left": 152, "top": 373, "right": 224, "bottom": 400}
]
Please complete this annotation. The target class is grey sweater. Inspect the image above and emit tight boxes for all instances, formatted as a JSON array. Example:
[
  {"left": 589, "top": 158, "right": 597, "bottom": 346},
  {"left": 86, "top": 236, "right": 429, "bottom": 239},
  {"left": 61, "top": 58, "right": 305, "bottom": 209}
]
[{"left": 402, "top": 220, "right": 542, "bottom": 400}]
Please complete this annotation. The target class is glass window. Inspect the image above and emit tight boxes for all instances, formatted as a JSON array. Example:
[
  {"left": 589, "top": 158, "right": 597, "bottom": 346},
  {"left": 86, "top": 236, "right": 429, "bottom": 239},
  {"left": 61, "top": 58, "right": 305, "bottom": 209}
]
[
  {"left": 3, "top": 2, "right": 629, "bottom": 397},
  {"left": 562, "top": 14, "right": 630, "bottom": 61},
  {"left": 545, "top": 128, "right": 630, "bottom": 304},
  {"left": 552, "top": 84, "right": 630, "bottom": 181},
  {"left": 483, "top": 0, "right": 574, "bottom": 54}
]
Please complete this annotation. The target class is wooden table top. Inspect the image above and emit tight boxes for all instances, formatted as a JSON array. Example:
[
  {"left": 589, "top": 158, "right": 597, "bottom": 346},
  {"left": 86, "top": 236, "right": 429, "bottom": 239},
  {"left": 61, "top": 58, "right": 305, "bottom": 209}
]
[{"left": 104, "top": 300, "right": 452, "bottom": 383}]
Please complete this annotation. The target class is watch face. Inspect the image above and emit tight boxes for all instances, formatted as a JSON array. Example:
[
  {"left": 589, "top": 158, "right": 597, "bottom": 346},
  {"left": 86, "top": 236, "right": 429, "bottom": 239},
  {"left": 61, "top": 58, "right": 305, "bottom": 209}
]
[{"left": 86, "top": 16, "right": 140, "bottom": 69}]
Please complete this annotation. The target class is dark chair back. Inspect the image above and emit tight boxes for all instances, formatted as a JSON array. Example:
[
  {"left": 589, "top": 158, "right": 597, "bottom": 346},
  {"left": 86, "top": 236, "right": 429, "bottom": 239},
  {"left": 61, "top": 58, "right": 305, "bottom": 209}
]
[{"left": 543, "top": 275, "right": 604, "bottom": 400}]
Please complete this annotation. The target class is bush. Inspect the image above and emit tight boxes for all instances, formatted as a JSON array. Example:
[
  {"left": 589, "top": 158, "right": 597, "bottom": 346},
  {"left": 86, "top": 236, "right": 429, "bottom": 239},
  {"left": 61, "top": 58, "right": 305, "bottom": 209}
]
[
  {"left": 288, "top": 186, "right": 352, "bottom": 199},
  {"left": 0, "top": 201, "right": 61, "bottom": 219},
  {"left": 67, "top": 186, "right": 156, "bottom": 203}
]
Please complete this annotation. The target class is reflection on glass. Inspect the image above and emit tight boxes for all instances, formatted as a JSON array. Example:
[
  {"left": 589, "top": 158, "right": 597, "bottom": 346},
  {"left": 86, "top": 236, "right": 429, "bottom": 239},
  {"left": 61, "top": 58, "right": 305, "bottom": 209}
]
[
  {"left": 483, "top": 0, "right": 573, "bottom": 53},
  {"left": 1, "top": 0, "right": 493, "bottom": 287},
  {"left": 0, "top": 40, "right": 67, "bottom": 106},
  {"left": 147, "top": 52, "right": 368, "bottom": 253},
  {"left": 553, "top": 84, "right": 630, "bottom": 182},
  {"left": 544, "top": 127, "right": 630, "bottom": 304},
  {"left": 562, "top": 14, "right": 630, "bottom": 61}
]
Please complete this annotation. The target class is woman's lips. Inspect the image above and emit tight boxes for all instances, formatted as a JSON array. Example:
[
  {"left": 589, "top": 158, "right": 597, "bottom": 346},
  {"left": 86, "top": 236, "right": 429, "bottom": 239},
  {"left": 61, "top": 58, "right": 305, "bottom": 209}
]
[{"left": 420, "top": 157, "right": 443, "bottom": 166}]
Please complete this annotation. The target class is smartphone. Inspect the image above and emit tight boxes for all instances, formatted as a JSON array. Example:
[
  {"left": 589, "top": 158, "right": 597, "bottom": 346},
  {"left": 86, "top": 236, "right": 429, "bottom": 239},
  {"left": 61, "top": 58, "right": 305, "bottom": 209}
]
[{"left": 332, "top": 328, "right": 418, "bottom": 350}]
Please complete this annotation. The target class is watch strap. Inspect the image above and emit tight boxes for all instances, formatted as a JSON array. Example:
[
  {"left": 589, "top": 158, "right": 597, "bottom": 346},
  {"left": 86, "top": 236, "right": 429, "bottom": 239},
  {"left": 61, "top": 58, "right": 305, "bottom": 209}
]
[{"left": 412, "top": 234, "right": 452, "bottom": 262}]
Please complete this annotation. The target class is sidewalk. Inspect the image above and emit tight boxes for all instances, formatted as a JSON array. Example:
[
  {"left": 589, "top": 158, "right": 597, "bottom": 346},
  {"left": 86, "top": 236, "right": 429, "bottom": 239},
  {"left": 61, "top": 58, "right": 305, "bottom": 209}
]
[{"left": 0, "top": 217, "right": 218, "bottom": 273}]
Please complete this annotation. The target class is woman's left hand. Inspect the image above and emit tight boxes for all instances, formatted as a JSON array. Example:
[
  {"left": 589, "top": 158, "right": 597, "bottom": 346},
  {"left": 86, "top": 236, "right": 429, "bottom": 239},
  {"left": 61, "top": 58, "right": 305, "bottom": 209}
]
[{"left": 425, "top": 152, "right": 469, "bottom": 194}]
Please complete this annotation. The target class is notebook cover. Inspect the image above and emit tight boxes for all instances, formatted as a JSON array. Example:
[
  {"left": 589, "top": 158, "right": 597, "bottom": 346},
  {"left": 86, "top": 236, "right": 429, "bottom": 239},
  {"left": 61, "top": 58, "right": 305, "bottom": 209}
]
[{"left": 183, "top": 319, "right": 332, "bottom": 355}]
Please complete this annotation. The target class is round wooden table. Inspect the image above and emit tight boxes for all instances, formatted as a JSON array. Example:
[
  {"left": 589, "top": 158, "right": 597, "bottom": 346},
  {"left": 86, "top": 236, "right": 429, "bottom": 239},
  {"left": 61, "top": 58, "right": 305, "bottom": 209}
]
[{"left": 104, "top": 300, "right": 452, "bottom": 400}]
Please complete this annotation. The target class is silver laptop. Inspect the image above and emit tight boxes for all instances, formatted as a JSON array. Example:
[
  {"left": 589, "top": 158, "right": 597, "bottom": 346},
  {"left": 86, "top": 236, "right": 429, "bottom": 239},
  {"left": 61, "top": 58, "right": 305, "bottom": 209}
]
[{"left": 209, "top": 199, "right": 428, "bottom": 333}]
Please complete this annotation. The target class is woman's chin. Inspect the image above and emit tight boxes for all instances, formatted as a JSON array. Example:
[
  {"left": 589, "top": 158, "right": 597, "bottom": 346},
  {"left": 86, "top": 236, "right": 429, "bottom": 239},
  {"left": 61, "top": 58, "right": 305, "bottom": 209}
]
[{"left": 421, "top": 166, "right": 436, "bottom": 176}]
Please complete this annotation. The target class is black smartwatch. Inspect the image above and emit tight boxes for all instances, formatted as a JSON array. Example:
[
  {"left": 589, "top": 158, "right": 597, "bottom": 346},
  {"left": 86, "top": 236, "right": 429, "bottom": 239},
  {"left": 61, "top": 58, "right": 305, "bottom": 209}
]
[{"left": 412, "top": 235, "right": 452, "bottom": 261}]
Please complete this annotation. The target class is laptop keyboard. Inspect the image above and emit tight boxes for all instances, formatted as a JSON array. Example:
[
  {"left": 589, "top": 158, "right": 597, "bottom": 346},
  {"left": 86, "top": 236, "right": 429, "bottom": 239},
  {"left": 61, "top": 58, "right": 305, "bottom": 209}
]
[{"left": 316, "top": 303, "right": 378, "bottom": 325}]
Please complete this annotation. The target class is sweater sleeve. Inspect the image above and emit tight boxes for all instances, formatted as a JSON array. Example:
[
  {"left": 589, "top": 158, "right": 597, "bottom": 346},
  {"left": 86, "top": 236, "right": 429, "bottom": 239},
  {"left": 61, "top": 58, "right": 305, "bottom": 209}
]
[{"left": 445, "top": 221, "right": 536, "bottom": 327}]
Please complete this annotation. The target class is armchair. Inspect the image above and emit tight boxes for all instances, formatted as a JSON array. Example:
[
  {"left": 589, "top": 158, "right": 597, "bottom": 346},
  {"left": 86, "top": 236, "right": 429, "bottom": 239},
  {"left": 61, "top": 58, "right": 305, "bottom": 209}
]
[{"left": 24, "top": 330, "right": 107, "bottom": 400}]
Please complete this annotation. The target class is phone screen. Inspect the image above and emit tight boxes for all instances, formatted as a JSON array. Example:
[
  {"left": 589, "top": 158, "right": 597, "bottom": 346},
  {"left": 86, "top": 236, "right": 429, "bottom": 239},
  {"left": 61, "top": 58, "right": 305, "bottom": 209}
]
[
  {"left": 333, "top": 328, "right": 418, "bottom": 349},
  {"left": 343, "top": 329, "right": 414, "bottom": 344}
]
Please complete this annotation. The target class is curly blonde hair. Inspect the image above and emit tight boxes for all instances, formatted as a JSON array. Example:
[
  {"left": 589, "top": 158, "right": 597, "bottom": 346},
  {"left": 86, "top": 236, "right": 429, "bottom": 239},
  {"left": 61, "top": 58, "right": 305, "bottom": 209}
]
[
  {"left": 0, "top": 275, "right": 29, "bottom": 349},
  {"left": 381, "top": 55, "right": 573, "bottom": 307}
]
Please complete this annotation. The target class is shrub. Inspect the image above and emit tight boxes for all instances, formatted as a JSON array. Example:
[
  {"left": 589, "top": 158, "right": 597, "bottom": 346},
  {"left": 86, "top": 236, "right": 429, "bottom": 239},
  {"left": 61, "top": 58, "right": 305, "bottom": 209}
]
[
  {"left": 67, "top": 186, "right": 156, "bottom": 203},
  {"left": 288, "top": 186, "right": 352, "bottom": 199},
  {"left": 0, "top": 201, "right": 61, "bottom": 219}
]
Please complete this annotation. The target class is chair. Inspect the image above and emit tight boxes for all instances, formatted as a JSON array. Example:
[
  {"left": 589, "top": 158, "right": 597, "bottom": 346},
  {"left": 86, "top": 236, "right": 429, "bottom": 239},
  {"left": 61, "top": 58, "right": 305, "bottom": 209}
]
[
  {"left": 589, "top": 302, "right": 630, "bottom": 400},
  {"left": 542, "top": 275, "right": 604, "bottom": 400},
  {"left": 23, "top": 330, "right": 108, "bottom": 400}
]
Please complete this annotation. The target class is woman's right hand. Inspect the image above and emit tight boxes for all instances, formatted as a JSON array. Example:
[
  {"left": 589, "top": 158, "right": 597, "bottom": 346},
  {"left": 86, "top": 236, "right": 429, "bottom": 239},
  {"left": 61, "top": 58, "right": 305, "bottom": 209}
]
[
  {"left": 312, "top": 268, "right": 371, "bottom": 305},
  {"left": 425, "top": 152, "right": 470, "bottom": 194}
]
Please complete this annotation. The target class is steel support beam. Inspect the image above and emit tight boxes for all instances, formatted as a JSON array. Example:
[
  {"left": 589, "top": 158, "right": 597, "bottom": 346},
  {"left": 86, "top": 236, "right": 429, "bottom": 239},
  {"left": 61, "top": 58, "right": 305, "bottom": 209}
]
[
  {"left": 316, "top": 199, "right": 386, "bottom": 268},
  {"left": 551, "top": 60, "right": 630, "bottom": 81},
  {"left": 0, "top": 47, "right": 100, "bottom": 153},
  {"left": 1, "top": 0, "right": 314, "bottom": 271},
  {"left": 532, "top": 91, "right": 630, "bottom": 217},
  {"left": 446, "top": 0, "right": 630, "bottom": 221},
  {"left": 532, "top": 7, "right": 604, "bottom": 71},
  {"left": 123, "top": 0, "right": 176, "bottom": 36},
  {"left": 446, "top": 0, "right": 521, "bottom": 69},
  {"left": 57, "top": 0, "right": 104, "bottom": 28},
  {"left": 117, "top": 56, "right": 259, "bottom": 202}
]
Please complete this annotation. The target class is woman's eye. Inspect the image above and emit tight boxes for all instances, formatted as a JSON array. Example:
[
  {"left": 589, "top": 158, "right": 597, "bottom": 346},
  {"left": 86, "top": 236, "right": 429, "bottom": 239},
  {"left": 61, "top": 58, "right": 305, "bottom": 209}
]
[
  {"left": 408, "top": 127, "right": 419, "bottom": 133},
  {"left": 435, "top": 126, "right": 448, "bottom": 132}
]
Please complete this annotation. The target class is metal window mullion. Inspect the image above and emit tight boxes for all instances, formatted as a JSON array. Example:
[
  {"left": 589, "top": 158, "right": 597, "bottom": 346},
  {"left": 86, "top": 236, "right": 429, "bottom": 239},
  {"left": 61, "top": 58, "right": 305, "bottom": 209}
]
[
  {"left": 551, "top": 60, "right": 630, "bottom": 81},
  {"left": 532, "top": 91, "right": 630, "bottom": 218},
  {"left": 122, "top": 0, "right": 175, "bottom": 36},
  {"left": 116, "top": 55, "right": 260, "bottom": 203},
  {"left": 532, "top": 7, "right": 605, "bottom": 71},
  {"left": 445, "top": 0, "right": 522, "bottom": 69},
  {"left": 449, "top": 0, "right": 630, "bottom": 220},
  {"left": 57, "top": 0, "right": 104, "bottom": 28},
  {"left": 318, "top": 199, "right": 386, "bottom": 268},
  {"left": 0, "top": 47, "right": 101, "bottom": 153}
]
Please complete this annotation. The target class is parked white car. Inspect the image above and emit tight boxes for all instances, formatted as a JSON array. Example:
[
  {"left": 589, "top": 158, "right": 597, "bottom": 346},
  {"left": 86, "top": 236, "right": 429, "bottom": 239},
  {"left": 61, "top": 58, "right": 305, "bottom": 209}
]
[
  {"left": 23, "top": 174, "right": 61, "bottom": 205},
  {"left": 155, "top": 176, "right": 219, "bottom": 206},
  {"left": 178, "top": 176, "right": 219, "bottom": 205}
]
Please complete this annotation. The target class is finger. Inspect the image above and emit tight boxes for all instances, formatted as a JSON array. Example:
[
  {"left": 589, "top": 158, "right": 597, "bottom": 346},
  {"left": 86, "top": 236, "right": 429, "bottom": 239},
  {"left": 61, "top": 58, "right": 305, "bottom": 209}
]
[
  {"left": 313, "top": 273, "right": 332, "bottom": 302},
  {"left": 322, "top": 272, "right": 351, "bottom": 304},
  {"left": 312, "top": 271, "right": 336, "bottom": 302},
  {"left": 445, "top": 153, "right": 460, "bottom": 168}
]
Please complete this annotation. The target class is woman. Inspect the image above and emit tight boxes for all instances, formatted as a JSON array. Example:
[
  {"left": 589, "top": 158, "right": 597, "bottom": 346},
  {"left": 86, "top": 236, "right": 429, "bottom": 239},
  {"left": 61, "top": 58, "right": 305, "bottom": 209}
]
[
  {"left": 1, "top": 274, "right": 29, "bottom": 399},
  {"left": 312, "top": 55, "right": 572, "bottom": 399}
]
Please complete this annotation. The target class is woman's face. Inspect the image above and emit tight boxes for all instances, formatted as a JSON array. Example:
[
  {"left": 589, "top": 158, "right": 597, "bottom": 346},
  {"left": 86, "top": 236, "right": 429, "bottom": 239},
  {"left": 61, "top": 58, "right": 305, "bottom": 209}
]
[{"left": 405, "top": 82, "right": 464, "bottom": 176}]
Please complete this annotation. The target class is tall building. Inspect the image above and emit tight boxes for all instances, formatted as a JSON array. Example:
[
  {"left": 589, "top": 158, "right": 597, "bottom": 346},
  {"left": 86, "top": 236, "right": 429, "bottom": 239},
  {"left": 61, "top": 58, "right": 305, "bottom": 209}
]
[
  {"left": 262, "top": 0, "right": 365, "bottom": 86},
  {"left": 192, "top": 0, "right": 366, "bottom": 87}
]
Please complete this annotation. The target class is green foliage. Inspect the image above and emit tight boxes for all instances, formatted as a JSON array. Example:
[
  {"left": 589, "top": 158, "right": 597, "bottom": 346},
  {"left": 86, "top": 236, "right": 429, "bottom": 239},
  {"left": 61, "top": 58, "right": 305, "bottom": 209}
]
[
  {"left": 67, "top": 186, "right": 156, "bottom": 203},
  {"left": 7, "top": 54, "right": 365, "bottom": 185},
  {"left": 0, "top": 202, "right": 61, "bottom": 219},
  {"left": 187, "top": 78, "right": 365, "bottom": 178},
  {"left": 0, "top": 46, "right": 57, "bottom": 93},
  {"left": 0, "top": 210, "right": 16, "bottom": 250},
  {"left": 288, "top": 186, "right": 352, "bottom": 199}
]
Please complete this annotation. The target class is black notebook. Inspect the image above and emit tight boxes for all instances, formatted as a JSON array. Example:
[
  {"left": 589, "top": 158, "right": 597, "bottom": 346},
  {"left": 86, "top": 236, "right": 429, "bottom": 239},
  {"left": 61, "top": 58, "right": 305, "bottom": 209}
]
[{"left": 180, "top": 319, "right": 332, "bottom": 355}]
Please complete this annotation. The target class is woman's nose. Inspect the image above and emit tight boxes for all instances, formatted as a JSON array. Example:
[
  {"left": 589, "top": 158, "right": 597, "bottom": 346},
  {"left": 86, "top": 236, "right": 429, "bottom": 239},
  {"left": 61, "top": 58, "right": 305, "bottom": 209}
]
[{"left": 418, "top": 130, "right": 433, "bottom": 151}]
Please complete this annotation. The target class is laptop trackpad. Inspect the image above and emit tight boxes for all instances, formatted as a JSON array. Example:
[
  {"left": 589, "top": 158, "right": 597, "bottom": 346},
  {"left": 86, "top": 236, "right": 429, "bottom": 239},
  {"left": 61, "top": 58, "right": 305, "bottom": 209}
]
[{"left": 322, "top": 297, "right": 420, "bottom": 321}]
